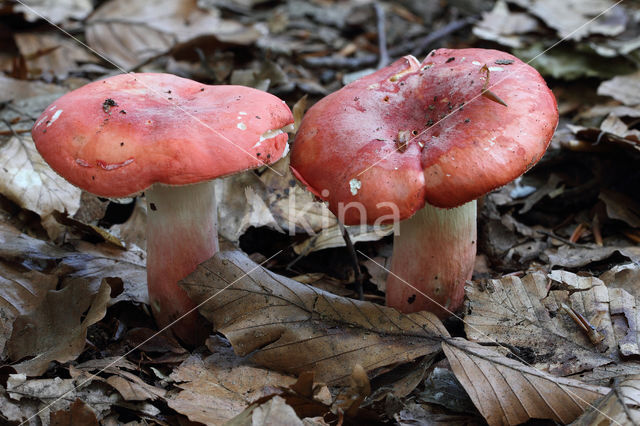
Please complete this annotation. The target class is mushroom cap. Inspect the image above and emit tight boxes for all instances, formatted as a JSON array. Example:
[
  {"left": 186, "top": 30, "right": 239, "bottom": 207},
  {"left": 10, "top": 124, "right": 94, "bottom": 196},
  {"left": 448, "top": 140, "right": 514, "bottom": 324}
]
[
  {"left": 290, "top": 48, "right": 558, "bottom": 225},
  {"left": 32, "top": 73, "right": 294, "bottom": 197}
]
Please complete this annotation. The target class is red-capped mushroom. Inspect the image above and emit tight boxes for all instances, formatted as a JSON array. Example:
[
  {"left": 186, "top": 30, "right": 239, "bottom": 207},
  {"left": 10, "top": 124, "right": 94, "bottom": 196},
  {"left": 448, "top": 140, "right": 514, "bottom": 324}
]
[
  {"left": 290, "top": 48, "right": 558, "bottom": 317},
  {"left": 32, "top": 73, "right": 294, "bottom": 345}
]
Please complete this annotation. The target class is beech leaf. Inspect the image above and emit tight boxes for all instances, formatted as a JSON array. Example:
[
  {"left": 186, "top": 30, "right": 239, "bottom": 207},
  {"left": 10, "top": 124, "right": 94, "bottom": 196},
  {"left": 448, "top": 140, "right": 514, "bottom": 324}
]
[
  {"left": 180, "top": 250, "right": 448, "bottom": 384},
  {"left": 442, "top": 337, "right": 609, "bottom": 426},
  {"left": 573, "top": 374, "right": 640, "bottom": 425}
]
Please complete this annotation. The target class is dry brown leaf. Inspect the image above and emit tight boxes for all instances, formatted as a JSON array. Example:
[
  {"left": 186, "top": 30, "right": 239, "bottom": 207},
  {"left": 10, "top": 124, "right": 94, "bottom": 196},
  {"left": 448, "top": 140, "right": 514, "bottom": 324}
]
[
  {"left": 0, "top": 74, "right": 66, "bottom": 104},
  {"left": 465, "top": 272, "right": 615, "bottom": 376},
  {"left": 600, "top": 190, "right": 640, "bottom": 228},
  {"left": 15, "top": 0, "right": 93, "bottom": 23},
  {"left": 543, "top": 244, "right": 640, "bottom": 268},
  {"left": 572, "top": 374, "right": 640, "bottom": 425},
  {"left": 86, "top": 0, "right": 260, "bottom": 69},
  {"left": 14, "top": 32, "right": 98, "bottom": 79},
  {"left": 465, "top": 268, "right": 640, "bottom": 391},
  {"left": 60, "top": 240, "right": 147, "bottom": 305},
  {"left": 443, "top": 337, "right": 610, "bottom": 426},
  {"left": 0, "top": 264, "right": 57, "bottom": 357},
  {"left": 50, "top": 398, "right": 99, "bottom": 426},
  {"left": 258, "top": 155, "right": 336, "bottom": 236},
  {"left": 509, "top": 0, "right": 624, "bottom": 40},
  {"left": 472, "top": 1, "right": 540, "bottom": 48},
  {"left": 105, "top": 373, "right": 166, "bottom": 402},
  {"left": 3, "top": 373, "right": 118, "bottom": 424},
  {"left": 168, "top": 341, "right": 297, "bottom": 425},
  {"left": 227, "top": 395, "right": 304, "bottom": 426},
  {"left": 0, "top": 135, "right": 81, "bottom": 233},
  {"left": 598, "top": 70, "right": 640, "bottom": 106},
  {"left": 7, "top": 280, "right": 111, "bottom": 376},
  {"left": 292, "top": 223, "right": 393, "bottom": 255},
  {"left": 180, "top": 250, "right": 448, "bottom": 384},
  {"left": 395, "top": 401, "right": 482, "bottom": 426}
]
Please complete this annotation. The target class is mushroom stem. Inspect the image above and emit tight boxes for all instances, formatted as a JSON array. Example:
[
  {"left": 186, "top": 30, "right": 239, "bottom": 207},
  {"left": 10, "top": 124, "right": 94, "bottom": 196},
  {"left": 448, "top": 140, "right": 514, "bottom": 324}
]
[
  {"left": 386, "top": 200, "right": 476, "bottom": 317},
  {"left": 145, "top": 180, "right": 218, "bottom": 345}
]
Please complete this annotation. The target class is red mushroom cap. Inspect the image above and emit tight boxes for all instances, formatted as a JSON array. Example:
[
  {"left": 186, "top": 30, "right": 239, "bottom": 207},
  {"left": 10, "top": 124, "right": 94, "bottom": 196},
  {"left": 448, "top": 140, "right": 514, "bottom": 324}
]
[
  {"left": 290, "top": 48, "right": 558, "bottom": 224},
  {"left": 32, "top": 73, "right": 294, "bottom": 197}
]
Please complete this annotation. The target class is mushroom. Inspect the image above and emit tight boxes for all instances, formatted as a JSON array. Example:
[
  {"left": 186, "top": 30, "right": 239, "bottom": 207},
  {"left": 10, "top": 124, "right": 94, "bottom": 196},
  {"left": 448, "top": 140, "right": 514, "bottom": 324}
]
[
  {"left": 290, "top": 49, "right": 558, "bottom": 316},
  {"left": 32, "top": 73, "right": 294, "bottom": 345}
]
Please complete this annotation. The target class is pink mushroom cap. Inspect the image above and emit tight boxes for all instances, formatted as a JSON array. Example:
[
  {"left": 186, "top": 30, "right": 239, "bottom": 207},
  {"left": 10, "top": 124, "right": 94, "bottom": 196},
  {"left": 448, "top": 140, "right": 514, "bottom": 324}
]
[
  {"left": 32, "top": 73, "right": 294, "bottom": 196},
  {"left": 291, "top": 48, "right": 558, "bottom": 224}
]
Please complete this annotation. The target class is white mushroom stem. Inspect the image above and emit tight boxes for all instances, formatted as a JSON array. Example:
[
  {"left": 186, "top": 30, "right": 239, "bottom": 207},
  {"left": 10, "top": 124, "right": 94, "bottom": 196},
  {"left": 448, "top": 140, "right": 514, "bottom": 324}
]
[
  {"left": 386, "top": 200, "right": 476, "bottom": 317},
  {"left": 145, "top": 180, "right": 219, "bottom": 345}
]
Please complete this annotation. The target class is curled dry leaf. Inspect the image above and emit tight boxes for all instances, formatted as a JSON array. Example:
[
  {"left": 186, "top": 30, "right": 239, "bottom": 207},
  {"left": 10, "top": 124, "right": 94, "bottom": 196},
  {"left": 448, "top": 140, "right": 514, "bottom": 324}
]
[
  {"left": 168, "top": 343, "right": 297, "bottom": 425},
  {"left": 442, "top": 338, "right": 610, "bottom": 426},
  {"left": 180, "top": 250, "right": 448, "bottom": 384},
  {"left": 598, "top": 70, "right": 640, "bottom": 106},
  {"left": 509, "top": 0, "right": 624, "bottom": 40},
  {"left": 86, "top": 0, "right": 261, "bottom": 69},
  {"left": 465, "top": 272, "right": 615, "bottom": 376},
  {"left": 0, "top": 263, "right": 57, "bottom": 357},
  {"left": 0, "top": 136, "right": 81, "bottom": 231},
  {"left": 7, "top": 280, "right": 111, "bottom": 376},
  {"left": 49, "top": 398, "right": 99, "bottom": 426},
  {"left": 572, "top": 374, "right": 640, "bottom": 425},
  {"left": 227, "top": 395, "right": 304, "bottom": 426}
]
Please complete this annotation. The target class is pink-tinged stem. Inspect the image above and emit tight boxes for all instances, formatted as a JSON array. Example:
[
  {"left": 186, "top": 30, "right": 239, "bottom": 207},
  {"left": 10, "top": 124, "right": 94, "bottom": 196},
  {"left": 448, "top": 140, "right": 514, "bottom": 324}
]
[
  {"left": 386, "top": 200, "right": 476, "bottom": 317},
  {"left": 145, "top": 180, "right": 219, "bottom": 346}
]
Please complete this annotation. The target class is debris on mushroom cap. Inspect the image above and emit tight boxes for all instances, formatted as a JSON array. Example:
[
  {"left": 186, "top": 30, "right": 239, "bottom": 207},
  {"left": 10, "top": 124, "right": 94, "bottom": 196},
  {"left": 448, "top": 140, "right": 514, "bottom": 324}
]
[
  {"left": 32, "top": 73, "right": 294, "bottom": 198},
  {"left": 290, "top": 48, "right": 558, "bottom": 225}
]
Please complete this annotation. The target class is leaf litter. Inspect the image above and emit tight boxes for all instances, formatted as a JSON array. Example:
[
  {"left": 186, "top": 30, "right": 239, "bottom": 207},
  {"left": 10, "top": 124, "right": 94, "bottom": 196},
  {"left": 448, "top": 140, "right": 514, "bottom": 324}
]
[{"left": 1, "top": 0, "right": 640, "bottom": 424}]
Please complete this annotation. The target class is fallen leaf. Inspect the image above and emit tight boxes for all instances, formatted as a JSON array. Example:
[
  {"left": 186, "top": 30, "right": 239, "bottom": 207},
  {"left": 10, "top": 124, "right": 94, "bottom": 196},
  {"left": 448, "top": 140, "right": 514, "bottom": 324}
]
[
  {"left": 0, "top": 263, "right": 57, "bottom": 357},
  {"left": 227, "top": 395, "right": 304, "bottom": 426},
  {"left": 14, "top": 32, "right": 98, "bottom": 79},
  {"left": 572, "top": 374, "right": 640, "bottom": 425},
  {"left": 50, "top": 398, "right": 99, "bottom": 426},
  {"left": 598, "top": 70, "right": 640, "bottom": 105},
  {"left": 86, "top": 0, "right": 260, "bottom": 69},
  {"left": 168, "top": 340, "right": 297, "bottom": 425},
  {"left": 59, "top": 240, "right": 147, "bottom": 305},
  {"left": 180, "top": 249, "right": 448, "bottom": 384},
  {"left": 472, "top": 1, "right": 540, "bottom": 48},
  {"left": 7, "top": 280, "right": 111, "bottom": 376},
  {"left": 293, "top": 223, "right": 394, "bottom": 255},
  {"left": 443, "top": 337, "right": 610, "bottom": 425},
  {"left": 3, "top": 373, "right": 118, "bottom": 424},
  {"left": 509, "top": 0, "right": 625, "bottom": 40},
  {"left": 395, "top": 401, "right": 481, "bottom": 426},
  {"left": 464, "top": 272, "right": 616, "bottom": 376},
  {"left": 0, "top": 135, "right": 81, "bottom": 238},
  {"left": 418, "top": 367, "right": 477, "bottom": 414},
  {"left": 543, "top": 244, "right": 640, "bottom": 268},
  {"left": 105, "top": 373, "right": 166, "bottom": 402},
  {"left": 15, "top": 0, "right": 94, "bottom": 23}
]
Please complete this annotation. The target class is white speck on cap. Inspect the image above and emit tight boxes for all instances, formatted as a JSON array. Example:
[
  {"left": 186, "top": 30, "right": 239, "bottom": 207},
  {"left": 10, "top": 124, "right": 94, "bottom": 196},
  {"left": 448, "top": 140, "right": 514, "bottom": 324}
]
[
  {"left": 349, "top": 178, "right": 361, "bottom": 195},
  {"left": 237, "top": 122, "right": 247, "bottom": 130},
  {"left": 472, "top": 61, "right": 482, "bottom": 66},
  {"left": 489, "top": 66, "right": 504, "bottom": 72},
  {"left": 47, "top": 109, "right": 63, "bottom": 126}
]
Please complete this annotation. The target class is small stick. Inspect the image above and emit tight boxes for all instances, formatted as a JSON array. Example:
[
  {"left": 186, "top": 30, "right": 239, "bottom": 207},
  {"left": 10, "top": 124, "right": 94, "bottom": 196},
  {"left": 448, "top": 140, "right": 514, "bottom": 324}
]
[
  {"left": 339, "top": 221, "right": 364, "bottom": 300},
  {"left": 591, "top": 214, "right": 603, "bottom": 246},
  {"left": 374, "top": 3, "right": 389, "bottom": 69},
  {"left": 561, "top": 303, "right": 605, "bottom": 346},
  {"left": 480, "top": 64, "right": 508, "bottom": 107},
  {"left": 569, "top": 223, "right": 587, "bottom": 243}
]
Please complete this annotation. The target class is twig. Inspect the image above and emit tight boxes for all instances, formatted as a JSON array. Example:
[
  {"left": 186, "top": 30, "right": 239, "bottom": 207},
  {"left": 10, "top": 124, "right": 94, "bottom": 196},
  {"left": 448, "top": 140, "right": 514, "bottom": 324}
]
[
  {"left": 409, "top": 17, "right": 476, "bottom": 57},
  {"left": 303, "top": 16, "right": 475, "bottom": 69},
  {"left": 338, "top": 222, "right": 364, "bottom": 300},
  {"left": 374, "top": 3, "right": 389, "bottom": 69},
  {"left": 536, "top": 230, "right": 593, "bottom": 248}
]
